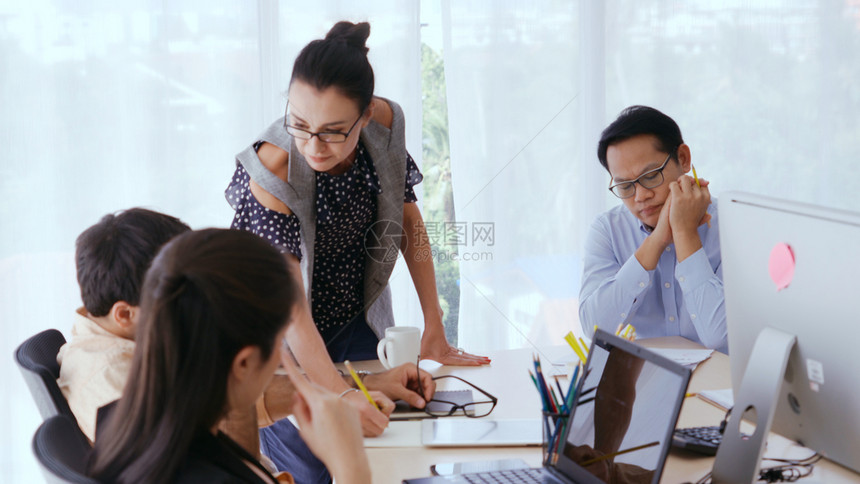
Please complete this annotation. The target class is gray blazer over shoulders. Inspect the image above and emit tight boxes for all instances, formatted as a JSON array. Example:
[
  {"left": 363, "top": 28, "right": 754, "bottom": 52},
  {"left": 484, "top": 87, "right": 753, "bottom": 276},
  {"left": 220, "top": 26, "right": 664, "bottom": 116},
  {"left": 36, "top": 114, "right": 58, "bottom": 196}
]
[{"left": 235, "top": 97, "right": 408, "bottom": 338}]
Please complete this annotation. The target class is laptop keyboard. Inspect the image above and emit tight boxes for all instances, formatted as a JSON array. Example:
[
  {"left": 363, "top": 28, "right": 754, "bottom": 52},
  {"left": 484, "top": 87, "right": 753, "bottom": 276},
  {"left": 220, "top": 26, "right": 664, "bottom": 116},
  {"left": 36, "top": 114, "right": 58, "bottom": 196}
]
[{"left": 460, "top": 468, "right": 544, "bottom": 483}]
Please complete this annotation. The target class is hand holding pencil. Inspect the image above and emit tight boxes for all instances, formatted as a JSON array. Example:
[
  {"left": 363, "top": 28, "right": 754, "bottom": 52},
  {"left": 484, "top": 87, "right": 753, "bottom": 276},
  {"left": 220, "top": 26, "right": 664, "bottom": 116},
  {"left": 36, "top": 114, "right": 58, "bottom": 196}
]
[
  {"left": 668, "top": 171, "right": 711, "bottom": 233},
  {"left": 341, "top": 361, "right": 395, "bottom": 437},
  {"left": 345, "top": 360, "right": 380, "bottom": 410}
]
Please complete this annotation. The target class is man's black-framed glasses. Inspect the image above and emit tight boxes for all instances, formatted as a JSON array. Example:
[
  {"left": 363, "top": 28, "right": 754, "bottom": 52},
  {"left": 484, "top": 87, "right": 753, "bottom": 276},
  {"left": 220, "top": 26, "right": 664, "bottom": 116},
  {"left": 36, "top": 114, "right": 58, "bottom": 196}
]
[
  {"left": 417, "top": 372, "right": 498, "bottom": 418},
  {"left": 284, "top": 103, "right": 362, "bottom": 143},
  {"left": 608, "top": 151, "right": 674, "bottom": 199}
]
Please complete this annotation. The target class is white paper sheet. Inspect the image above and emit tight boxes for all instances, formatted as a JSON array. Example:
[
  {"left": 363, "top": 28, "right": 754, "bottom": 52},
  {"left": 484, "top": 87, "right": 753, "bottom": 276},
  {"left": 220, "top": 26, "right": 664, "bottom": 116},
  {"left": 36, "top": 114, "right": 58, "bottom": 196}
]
[
  {"left": 363, "top": 421, "right": 423, "bottom": 448},
  {"left": 698, "top": 388, "right": 734, "bottom": 410},
  {"left": 650, "top": 348, "right": 714, "bottom": 370}
]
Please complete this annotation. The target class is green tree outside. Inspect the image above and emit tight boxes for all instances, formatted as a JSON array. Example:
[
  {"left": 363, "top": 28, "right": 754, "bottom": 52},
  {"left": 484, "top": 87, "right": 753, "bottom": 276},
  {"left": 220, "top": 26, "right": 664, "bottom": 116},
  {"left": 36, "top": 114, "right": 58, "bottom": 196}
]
[{"left": 421, "top": 42, "right": 460, "bottom": 345}]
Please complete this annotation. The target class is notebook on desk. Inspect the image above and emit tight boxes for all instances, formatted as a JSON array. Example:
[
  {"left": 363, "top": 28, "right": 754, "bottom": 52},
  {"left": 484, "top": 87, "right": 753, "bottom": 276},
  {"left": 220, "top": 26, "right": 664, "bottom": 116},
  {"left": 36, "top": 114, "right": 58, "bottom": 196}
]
[{"left": 403, "top": 330, "right": 691, "bottom": 484}]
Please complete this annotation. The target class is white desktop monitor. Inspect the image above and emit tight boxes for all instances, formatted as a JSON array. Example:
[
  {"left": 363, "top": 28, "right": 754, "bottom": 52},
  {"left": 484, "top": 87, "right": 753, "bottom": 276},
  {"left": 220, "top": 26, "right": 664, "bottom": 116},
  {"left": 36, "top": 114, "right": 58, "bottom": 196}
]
[{"left": 715, "top": 191, "right": 860, "bottom": 481}]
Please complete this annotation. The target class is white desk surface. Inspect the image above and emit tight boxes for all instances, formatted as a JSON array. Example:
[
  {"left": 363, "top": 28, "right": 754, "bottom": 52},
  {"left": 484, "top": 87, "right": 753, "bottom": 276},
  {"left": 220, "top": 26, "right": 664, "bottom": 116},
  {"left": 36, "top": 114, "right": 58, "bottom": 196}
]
[{"left": 353, "top": 337, "right": 860, "bottom": 483}]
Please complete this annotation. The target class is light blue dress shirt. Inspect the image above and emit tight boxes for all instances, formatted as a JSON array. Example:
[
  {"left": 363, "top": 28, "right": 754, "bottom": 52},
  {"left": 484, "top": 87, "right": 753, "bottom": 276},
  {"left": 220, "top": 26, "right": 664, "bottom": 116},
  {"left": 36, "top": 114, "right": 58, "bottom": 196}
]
[{"left": 579, "top": 201, "right": 727, "bottom": 352}]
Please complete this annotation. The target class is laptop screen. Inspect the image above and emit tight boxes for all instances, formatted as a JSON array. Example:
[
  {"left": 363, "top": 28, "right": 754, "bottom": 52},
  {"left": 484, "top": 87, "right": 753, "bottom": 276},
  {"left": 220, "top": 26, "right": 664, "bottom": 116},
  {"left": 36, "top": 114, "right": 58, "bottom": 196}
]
[{"left": 554, "top": 332, "right": 690, "bottom": 484}]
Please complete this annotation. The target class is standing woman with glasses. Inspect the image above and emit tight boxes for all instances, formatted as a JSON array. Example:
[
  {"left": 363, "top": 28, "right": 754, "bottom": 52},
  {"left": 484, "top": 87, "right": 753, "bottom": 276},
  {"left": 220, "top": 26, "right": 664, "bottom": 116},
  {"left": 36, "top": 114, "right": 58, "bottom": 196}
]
[{"left": 225, "top": 20, "right": 488, "bottom": 480}]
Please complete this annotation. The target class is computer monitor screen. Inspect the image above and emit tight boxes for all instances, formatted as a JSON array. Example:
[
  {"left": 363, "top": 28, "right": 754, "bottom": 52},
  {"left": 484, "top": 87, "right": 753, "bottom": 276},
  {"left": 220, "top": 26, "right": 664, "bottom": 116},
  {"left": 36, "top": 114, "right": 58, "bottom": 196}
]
[{"left": 720, "top": 191, "right": 860, "bottom": 473}]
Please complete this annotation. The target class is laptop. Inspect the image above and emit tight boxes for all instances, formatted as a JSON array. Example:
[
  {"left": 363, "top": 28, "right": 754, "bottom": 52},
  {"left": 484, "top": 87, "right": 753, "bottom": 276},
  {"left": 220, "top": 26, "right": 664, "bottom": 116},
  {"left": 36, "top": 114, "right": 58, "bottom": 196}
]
[{"left": 403, "top": 330, "right": 691, "bottom": 483}]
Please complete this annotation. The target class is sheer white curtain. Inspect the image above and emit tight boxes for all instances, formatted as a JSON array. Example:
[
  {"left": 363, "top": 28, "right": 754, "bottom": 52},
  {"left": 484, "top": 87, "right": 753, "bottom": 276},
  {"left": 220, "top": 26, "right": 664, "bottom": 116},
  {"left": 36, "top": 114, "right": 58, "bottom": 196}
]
[
  {"left": 0, "top": 2, "right": 419, "bottom": 480},
  {"left": 442, "top": 1, "right": 593, "bottom": 353},
  {"left": 1, "top": 3, "right": 261, "bottom": 479},
  {"left": 442, "top": 0, "right": 860, "bottom": 353},
  {"left": 604, "top": 0, "right": 860, "bottom": 210}
]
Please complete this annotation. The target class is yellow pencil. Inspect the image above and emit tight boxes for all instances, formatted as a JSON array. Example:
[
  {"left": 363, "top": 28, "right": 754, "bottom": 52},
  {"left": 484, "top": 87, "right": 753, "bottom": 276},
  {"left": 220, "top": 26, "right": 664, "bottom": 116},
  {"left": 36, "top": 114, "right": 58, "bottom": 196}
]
[
  {"left": 580, "top": 441, "right": 660, "bottom": 466},
  {"left": 622, "top": 324, "right": 633, "bottom": 338},
  {"left": 564, "top": 332, "right": 587, "bottom": 364},
  {"left": 344, "top": 360, "right": 379, "bottom": 410},
  {"left": 578, "top": 337, "right": 589, "bottom": 356}
]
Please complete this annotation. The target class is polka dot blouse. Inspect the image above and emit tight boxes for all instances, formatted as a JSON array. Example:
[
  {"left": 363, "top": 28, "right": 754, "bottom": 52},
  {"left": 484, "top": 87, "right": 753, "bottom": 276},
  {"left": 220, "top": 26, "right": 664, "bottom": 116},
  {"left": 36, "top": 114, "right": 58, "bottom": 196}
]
[{"left": 226, "top": 142, "right": 422, "bottom": 340}]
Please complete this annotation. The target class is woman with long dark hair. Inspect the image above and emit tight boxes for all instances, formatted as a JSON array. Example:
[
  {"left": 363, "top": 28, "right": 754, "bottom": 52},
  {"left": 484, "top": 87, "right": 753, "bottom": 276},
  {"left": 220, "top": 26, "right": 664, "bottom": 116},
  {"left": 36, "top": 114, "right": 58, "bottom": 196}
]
[{"left": 89, "top": 228, "right": 370, "bottom": 483}]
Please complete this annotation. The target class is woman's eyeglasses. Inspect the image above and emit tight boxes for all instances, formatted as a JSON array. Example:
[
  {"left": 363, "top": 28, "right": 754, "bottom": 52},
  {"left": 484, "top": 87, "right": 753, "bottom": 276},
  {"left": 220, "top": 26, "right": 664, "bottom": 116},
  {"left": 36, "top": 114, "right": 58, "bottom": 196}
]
[
  {"left": 416, "top": 371, "right": 498, "bottom": 418},
  {"left": 283, "top": 102, "right": 362, "bottom": 143}
]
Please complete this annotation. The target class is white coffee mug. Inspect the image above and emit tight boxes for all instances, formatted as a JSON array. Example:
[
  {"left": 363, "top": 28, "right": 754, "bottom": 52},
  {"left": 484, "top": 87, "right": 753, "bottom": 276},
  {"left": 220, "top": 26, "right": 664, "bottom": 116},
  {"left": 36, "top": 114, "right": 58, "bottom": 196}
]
[{"left": 376, "top": 326, "right": 420, "bottom": 369}]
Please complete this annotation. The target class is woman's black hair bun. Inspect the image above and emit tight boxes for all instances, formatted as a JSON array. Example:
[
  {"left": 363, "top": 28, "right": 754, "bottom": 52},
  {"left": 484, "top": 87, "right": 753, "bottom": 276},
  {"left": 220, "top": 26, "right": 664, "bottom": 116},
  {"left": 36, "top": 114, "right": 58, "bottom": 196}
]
[{"left": 324, "top": 21, "right": 370, "bottom": 54}]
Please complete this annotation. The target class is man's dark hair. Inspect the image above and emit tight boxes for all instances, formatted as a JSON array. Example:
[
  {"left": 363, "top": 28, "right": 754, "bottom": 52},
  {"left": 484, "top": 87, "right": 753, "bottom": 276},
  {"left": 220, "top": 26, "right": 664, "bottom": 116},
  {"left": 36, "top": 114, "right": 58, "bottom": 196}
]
[
  {"left": 597, "top": 105, "right": 684, "bottom": 172},
  {"left": 75, "top": 208, "right": 190, "bottom": 317}
]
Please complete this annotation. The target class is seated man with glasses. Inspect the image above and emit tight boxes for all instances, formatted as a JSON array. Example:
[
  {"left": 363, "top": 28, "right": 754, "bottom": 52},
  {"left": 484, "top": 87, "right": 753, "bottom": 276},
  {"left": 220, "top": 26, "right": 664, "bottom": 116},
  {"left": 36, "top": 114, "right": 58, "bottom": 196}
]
[{"left": 579, "top": 106, "right": 727, "bottom": 352}]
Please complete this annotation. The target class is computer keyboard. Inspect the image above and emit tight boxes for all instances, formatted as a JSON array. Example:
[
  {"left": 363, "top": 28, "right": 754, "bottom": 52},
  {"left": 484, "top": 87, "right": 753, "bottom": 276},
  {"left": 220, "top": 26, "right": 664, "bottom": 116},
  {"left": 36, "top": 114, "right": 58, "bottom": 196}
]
[
  {"left": 460, "top": 468, "right": 545, "bottom": 483},
  {"left": 672, "top": 425, "right": 723, "bottom": 456}
]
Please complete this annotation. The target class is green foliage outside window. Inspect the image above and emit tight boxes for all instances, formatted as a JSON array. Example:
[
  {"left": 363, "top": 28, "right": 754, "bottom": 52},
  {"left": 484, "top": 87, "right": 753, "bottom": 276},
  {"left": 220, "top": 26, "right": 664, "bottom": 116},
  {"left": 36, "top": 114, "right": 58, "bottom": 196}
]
[{"left": 421, "top": 42, "right": 459, "bottom": 345}]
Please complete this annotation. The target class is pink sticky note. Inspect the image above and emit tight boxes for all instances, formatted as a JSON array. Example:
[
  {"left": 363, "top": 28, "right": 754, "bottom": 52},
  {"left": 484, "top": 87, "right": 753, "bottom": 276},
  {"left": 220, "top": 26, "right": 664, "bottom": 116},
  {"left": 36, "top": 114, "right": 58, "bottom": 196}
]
[{"left": 769, "top": 243, "right": 795, "bottom": 291}]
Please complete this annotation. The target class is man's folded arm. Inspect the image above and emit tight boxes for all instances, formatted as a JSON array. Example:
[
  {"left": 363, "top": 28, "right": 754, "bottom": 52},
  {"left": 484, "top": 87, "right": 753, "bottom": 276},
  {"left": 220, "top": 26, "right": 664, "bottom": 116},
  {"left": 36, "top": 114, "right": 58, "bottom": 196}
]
[
  {"left": 676, "top": 248, "right": 727, "bottom": 351},
  {"left": 579, "top": 222, "right": 652, "bottom": 337}
]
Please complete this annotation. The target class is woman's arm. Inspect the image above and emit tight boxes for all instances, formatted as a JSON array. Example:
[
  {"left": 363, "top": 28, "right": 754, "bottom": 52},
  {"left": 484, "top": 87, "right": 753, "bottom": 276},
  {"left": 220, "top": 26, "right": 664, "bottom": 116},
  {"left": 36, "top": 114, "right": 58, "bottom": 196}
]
[
  {"left": 283, "top": 271, "right": 351, "bottom": 391},
  {"left": 400, "top": 202, "right": 490, "bottom": 366},
  {"left": 246, "top": 144, "right": 393, "bottom": 435},
  {"left": 279, "top": 229, "right": 394, "bottom": 437},
  {"left": 281, "top": 349, "right": 372, "bottom": 484},
  {"left": 251, "top": 143, "right": 350, "bottom": 390}
]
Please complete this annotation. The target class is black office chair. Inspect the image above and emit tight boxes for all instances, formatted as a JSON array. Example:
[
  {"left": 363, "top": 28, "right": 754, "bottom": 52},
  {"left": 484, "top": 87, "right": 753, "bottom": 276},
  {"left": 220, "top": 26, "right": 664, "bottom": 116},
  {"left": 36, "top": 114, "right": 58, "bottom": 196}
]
[
  {"left": 14, "top": 329, "right": 76, "bottom": 421},
  {"left": 32, "top": 415, "right": 99, "bottom": 484}
]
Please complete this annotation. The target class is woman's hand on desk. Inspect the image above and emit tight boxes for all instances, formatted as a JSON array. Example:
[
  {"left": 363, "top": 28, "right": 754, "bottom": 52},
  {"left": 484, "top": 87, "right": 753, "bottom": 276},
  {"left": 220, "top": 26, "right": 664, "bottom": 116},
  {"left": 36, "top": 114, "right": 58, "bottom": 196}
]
[
  {"left": 363, "top": 363, "right": 436, "bottom": 408},
  {"left": 420, "top": 329, "right": 490, "bottom": 366}
]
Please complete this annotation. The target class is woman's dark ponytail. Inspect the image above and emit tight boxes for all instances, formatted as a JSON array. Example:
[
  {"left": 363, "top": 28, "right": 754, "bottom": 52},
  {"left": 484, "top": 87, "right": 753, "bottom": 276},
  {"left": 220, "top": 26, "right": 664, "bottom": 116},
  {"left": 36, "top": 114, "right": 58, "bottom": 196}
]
[{"left": 290, "top": 21, "right": 374, "bottom": 113}]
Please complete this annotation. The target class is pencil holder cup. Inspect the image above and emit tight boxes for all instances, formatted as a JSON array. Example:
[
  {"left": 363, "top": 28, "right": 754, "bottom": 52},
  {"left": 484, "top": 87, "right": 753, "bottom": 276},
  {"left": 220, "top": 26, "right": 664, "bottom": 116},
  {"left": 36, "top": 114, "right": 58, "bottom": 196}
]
[{"left": 541, "top": 410, "right": 571, "bottom": 466}]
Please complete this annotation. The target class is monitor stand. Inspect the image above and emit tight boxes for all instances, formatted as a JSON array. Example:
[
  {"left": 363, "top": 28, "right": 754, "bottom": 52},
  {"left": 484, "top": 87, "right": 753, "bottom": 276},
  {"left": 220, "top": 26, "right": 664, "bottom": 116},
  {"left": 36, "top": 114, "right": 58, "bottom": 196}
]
[{"left": 712, "top": 327, "right": 797, "bottom": 484}]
